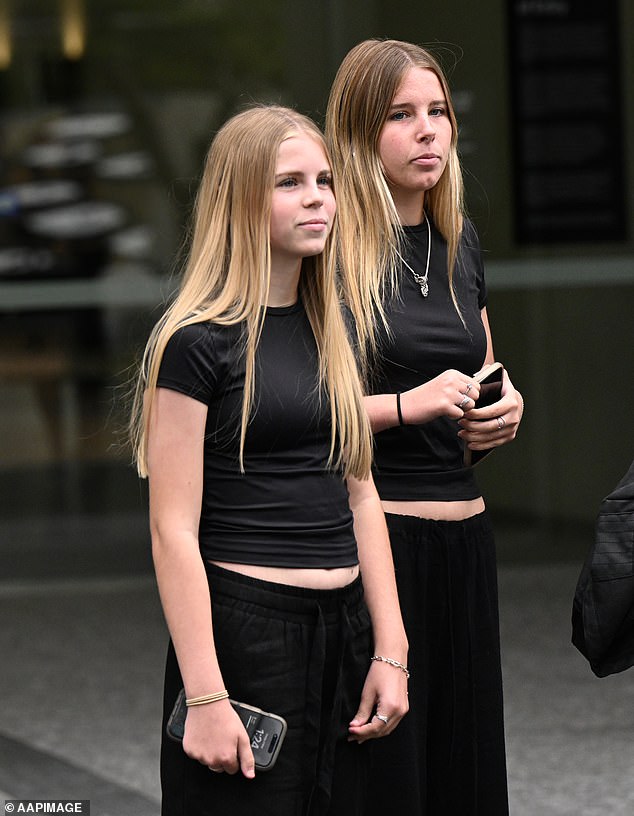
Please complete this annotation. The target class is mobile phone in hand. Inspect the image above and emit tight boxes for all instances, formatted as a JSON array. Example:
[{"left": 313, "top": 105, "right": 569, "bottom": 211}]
[
  {"left": 463, "top": 362, "right": 504, "bottom": 467},
  {"left": 166, "top": 688, "right": 287, "bottom": 771}
]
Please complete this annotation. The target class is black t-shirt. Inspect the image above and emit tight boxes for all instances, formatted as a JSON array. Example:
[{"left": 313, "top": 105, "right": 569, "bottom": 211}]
[
  {"left": 370, "top": 218, "right": 488, "bottom": 501},
  {"left": 156, "top": 300, "right": 358, "bottom": 567}
]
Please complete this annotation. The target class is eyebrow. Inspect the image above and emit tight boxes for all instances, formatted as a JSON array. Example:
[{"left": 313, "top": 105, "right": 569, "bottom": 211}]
[
  {"left": 388, "top": 98, "right": 446, "bottom": 110},
  {"left": 274, "top": 168, "right": 332, "bottom": 178}
]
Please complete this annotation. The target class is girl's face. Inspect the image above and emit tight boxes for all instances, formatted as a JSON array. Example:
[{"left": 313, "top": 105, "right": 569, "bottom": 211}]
[
  {"left": 269, "top": 133, "right": 336, "bottom": 268},
  {"left": 378, "top": 66, "right": 453, "bottom": 224}
]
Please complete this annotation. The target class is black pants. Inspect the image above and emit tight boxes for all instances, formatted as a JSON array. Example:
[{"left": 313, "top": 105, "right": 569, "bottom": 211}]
[
  {"left": 161, "top": 563, "right": 372, "bottom": 816},
  {"left": 366, "top": 511, "right": 509, "bottom": 816}
]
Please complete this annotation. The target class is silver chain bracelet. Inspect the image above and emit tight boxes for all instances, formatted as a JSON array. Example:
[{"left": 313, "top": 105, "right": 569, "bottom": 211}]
[{"left": 371, "top": 654, "right": 410, "bottom": 679}]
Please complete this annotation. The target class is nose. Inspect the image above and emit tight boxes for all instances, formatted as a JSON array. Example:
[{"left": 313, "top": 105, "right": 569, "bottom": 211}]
[
  {"left": 415, "top": 114, "right": 435, "bottom": 143},
  {"left": 303, "top": 182, "right": 324, "bottom": 207}
]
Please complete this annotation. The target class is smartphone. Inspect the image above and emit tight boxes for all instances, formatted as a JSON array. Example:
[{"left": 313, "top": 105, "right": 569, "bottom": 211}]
[
  {"left": 166, "top": 688, "right": 288, "bottom": 771},
  {"left": 463, "top": 362, "right": 504, "bottom": 467}
]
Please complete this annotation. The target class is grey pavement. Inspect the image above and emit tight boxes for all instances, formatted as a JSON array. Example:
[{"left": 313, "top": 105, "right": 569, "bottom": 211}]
[{"left": 1, "top": 526, "right": 633, "bottom": 815}]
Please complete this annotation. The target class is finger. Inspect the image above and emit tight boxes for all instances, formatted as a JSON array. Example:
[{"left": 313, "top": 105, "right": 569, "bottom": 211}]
[
  {"left": 457, "top": 393, "right": 475, "bottom": 412},
  {"left": 374, "top": 709, "right": 406, "bottom": 736},
  {"left": 348, "top": 720, "right": 384, "bottom": 743},
  {"left": 373, "top": 712, "right": 390, "bottom": 728},
  {"left": 349, "top": 700, "right": 374, "bottom": 727},
  {"left": 381, "top": 715, "right": 403, "bottom": 736},
  {"left": 358, "top": 711, "right": 399, "bottom": 741},
  {"left": 349, "top": 687, "right": 376, "bottom": 727},
  {"left": 238, "top": 732, "right": 256, "bottom": 779},
  {"left": 221, "top": 749, "right": 241, "bottom": 776}
]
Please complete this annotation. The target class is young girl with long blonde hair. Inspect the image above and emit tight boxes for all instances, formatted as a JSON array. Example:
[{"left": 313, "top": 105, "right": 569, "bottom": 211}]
[{"left": 130, "top": 104, "right": 408, "bottom": 816}]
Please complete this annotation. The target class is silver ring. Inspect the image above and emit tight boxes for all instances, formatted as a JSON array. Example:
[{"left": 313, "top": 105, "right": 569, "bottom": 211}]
[
  {"left": 375, "top": 713, "right": 389, "bottom": 725},
  {"left": 496, "top": 416, "right": 506, "bottom": 430},
  {"left": 465, "top": 383, "right": 473, "bottom": 394},
  {"left": 459, "top": 395, "right": 470, "bottom": 410}
]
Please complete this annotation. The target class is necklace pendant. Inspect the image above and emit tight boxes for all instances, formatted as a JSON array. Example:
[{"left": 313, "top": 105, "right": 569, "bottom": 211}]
[{"left": 397, "top": 214, "right": 432, "bottom": 299}]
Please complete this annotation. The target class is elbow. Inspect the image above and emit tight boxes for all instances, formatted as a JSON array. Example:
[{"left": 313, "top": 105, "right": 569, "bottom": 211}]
[{"left": 149, "top": 518, "right": 199, "bottom": 567}]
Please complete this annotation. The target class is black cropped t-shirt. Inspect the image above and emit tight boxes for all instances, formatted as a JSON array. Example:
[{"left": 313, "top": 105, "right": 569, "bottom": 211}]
[
  {"left": 156, "top": 301, "right": 357, "bottom": 568},
  {"left": 371, "top": 218, "right": 488, "bottom": 501}
]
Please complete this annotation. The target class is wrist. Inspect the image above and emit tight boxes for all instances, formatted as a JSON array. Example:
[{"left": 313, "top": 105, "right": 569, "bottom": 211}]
[
  {"left": 371, "top": 654, "right": 410, "bottom": 679},
  {"left": 186, "top": 689, "right": 229, "bottom": 707},
  {"left": 183, "top": 671, "right": 226, "bottom": 701},
  {"left": 372, "top": 634, "right": 408, "bottom": 664},
  {"left": 395, "top": 392, "right": 405, "bottom": 426}
]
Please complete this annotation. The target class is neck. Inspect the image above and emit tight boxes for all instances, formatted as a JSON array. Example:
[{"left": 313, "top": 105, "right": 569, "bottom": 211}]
[
  {"left": 267, "top": 257, "right": 301, "bottom": 307},
  {"left": 392, "top": 190, "right": 426, "bottom": 227}
]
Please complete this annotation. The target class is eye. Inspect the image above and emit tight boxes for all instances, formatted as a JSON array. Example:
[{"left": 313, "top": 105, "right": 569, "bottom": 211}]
[
  {"left": 317, "top": 174, "right": 333, "bottom": 187},
  {"left": 389, "top": 110, "right": 409, "bottom": 121},
  {"left": 430, "top": 106, "right": 447, "bottom": 117},
  {"left": 277, "top": 177, "right": 297, "bottom": 188}
]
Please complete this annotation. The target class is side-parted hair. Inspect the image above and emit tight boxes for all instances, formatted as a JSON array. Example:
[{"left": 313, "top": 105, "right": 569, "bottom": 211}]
[
  {"left": 325, "top": 38, "right": 465, "bottom": 368},
  {"left": 130, "top": 104, "right": 372, "bottom": 480}
]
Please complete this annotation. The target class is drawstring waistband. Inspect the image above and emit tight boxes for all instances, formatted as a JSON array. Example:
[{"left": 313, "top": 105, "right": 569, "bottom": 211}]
[{"left": 204, "top": 562, "right": 365, "bottom": 815}]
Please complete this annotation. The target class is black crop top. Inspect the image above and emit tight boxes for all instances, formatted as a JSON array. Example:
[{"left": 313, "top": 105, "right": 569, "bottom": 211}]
[
  {"left": 370, "top": 218, "right": 488, "bottom": 501},
  {"left": 156, "top": 300, "right": 358, "bottom": 568}
]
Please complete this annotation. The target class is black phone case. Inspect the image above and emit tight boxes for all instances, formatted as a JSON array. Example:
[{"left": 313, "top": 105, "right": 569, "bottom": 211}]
[
  {"left": 463, "top": 364, "right": 504, "bottom": 467},
  {"left": 475, "top": 366, "right": 504, "bottom": 410},
  {"left": 166, "top": 689, "right": 287, "bottom": 771}
]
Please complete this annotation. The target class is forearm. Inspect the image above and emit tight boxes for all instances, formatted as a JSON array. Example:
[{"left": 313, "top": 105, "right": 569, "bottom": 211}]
[
  {"left": 364, "top": 370, "right": 473, "bottom": 432},
  {"left": 152, "top": 529, "right": 225, "bottom": 698},
  {"left": 351, "top": 486, "right": 408, "bottom": 662},
  {"left": 364, "top": 393, "right": 400, "bottom": 433}
]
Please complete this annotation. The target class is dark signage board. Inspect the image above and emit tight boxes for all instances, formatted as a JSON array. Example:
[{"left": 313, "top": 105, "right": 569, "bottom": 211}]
[{"left": 508, "top": 1, "right": 626, "bottom": 243}]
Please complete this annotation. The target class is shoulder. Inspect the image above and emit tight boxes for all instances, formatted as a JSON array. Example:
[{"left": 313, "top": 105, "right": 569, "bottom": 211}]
[
  {"left": 160, "top": 319, "right": 243, "bottom": 387},
  {"left": 458, "top": 218, "right": 484, "bottom": 270},
  {"left": 165, "top": 320, "right": 241, "bottom": 356},
  {"left": 457, "top": 218, "right": 487, "bottom": 306}
]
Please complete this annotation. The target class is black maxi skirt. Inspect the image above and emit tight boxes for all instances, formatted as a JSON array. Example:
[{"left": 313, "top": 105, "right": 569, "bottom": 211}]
[
  {"left": 365, "top": 511, "right": 509, "bottom": 816},
  {"left": 160, "top": 562, "right": 373, "bottom": 816}
]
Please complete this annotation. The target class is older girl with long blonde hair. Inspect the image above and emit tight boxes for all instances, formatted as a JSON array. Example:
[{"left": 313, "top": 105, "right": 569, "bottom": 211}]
[
  {"left": 130, "top": 104, "right": 408, "bottom": 816},
  {"left": 326, "top": 39, "right": 524, "bottom": 816}
]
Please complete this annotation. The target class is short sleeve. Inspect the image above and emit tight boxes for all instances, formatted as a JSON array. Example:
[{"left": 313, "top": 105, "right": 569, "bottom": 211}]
[
  {"left": 157, "top": 322, "right": 220, "bottom": 405},
  {"left": 462, "top": 219, "right": 487, "bottom": 310}
]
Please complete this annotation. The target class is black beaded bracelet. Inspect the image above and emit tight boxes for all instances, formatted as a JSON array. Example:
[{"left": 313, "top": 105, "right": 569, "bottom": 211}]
[{"left": 396, "top": 392, "right": 405, "bottom": 426}]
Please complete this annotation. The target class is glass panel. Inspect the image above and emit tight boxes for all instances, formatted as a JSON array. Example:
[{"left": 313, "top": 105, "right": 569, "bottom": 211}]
[{"left": 0, "top": 1, "right": 287, "bottom": 486}]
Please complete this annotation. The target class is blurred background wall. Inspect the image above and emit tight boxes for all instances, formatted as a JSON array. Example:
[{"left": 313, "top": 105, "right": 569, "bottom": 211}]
[{"left": 1, "top": 0, "right": 632, "bottom": 574}]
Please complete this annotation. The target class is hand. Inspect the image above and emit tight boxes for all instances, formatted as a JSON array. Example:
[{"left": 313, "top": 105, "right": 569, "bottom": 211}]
[
  {"left": 347, "top": 660, "right": 409, "bottom": 744},
  {"left": 458, "top": 370, "right": 523, "bottom": 452},
  {"left": 182, "top": 700, "right": 255, "bottom": 778},
  {"left": 400, "top": 369, "right": 481, "bottom": 425}
]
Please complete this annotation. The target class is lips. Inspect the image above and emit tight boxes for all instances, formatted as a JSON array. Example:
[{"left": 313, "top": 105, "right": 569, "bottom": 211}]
[
  {"left": 298, "top": 219, "right": 328, "bottom": 232},
  {"left": 412, "top": 153, "right": 440, "bottom": 165}
]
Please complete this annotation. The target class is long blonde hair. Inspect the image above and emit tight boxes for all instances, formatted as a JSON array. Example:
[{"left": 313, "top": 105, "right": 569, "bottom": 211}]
[
  {"left": 325, "top": 38, "right": 465, "bottom": 367},
  {"left": 130, "top": 105, "right": 372, "bottom": 480}
]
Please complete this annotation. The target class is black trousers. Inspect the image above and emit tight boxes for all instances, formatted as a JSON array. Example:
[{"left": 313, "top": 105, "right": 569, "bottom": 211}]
[
  {"left": 161, "top": 563, "right": 372, "bottom": 816},
  {"left": 365, "top": 511, "right": 509, "bottom": 816}
]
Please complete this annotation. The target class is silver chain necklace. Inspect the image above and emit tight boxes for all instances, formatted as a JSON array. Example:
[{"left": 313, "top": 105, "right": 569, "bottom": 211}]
[{"left": 396, "top": 215, "right": 431, "bottom": 297}]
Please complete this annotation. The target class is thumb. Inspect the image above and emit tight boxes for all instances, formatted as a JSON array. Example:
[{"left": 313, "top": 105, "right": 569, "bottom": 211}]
[
  {"left": 350, "top": 688, "right": 375, "bottom": 727},
  {"left": 238, "top": 731, "right": 256, "bottom": 779}
]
